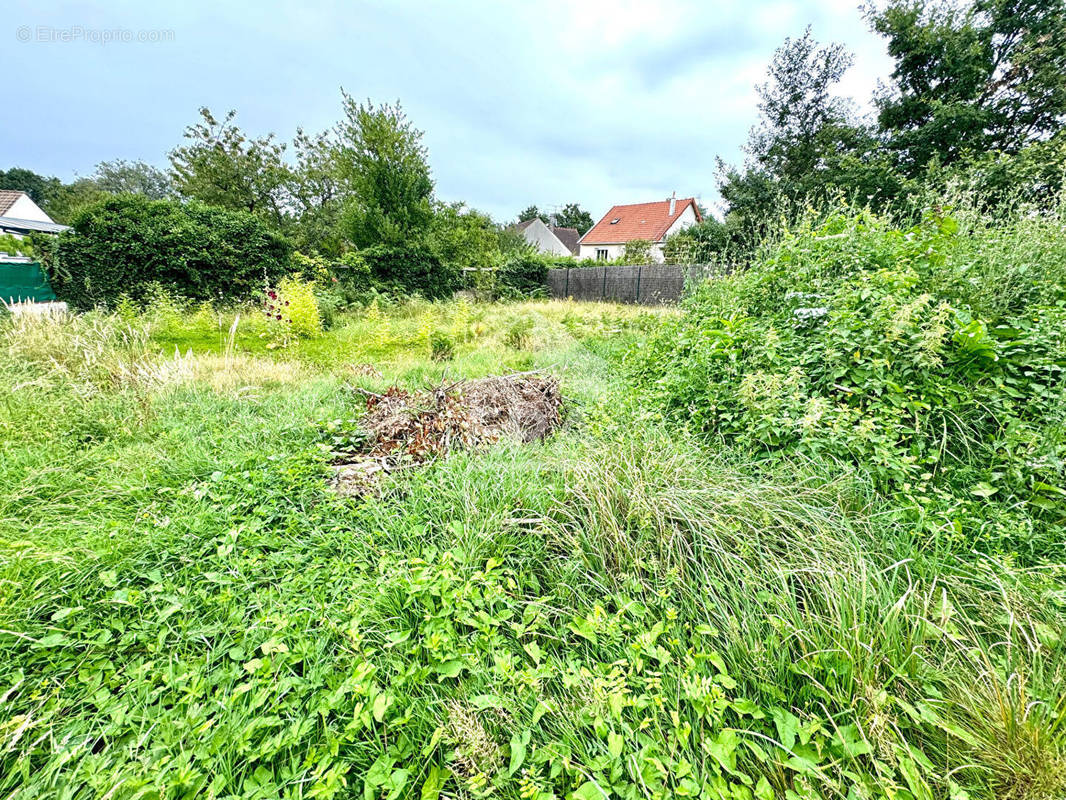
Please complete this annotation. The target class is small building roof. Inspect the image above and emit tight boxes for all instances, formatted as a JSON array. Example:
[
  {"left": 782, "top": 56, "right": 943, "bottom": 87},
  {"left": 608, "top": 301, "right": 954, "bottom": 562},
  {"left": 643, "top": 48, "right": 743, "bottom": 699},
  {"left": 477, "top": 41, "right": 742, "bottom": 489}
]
[
  {"left": 580, "top": 197, "right": 701, "bottom": 245},
  {"left": 0, "top": 216, "right": 70, "bottom": 235},
  {"left": 551, "top": 226, "right": 580, "bottom": 255},
  {"left": 0, "top": 191, "right": 26, "bottom": 216}
]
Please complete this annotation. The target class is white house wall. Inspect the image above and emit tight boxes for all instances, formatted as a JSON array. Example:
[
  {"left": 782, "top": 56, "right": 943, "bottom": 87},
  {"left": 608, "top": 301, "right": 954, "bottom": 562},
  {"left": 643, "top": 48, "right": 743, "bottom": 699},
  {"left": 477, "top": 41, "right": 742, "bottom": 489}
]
[
  {"left": 521, "top": 218, "right": 572, "bottom": 256},
  {"left": 4, "top": 195, "right": 53, "bottom": 223},
  {"left": 662, "top": 203, "right": 698, "bottom": 238}
]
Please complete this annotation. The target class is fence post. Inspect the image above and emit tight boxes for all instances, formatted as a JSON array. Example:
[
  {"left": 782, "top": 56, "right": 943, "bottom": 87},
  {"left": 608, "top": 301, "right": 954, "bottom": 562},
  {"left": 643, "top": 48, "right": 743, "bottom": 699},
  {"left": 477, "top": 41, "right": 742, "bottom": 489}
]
[
  {"left": 602, "top": 266, "right": 608, "bottom": 301},
  {"left": 564, "top": 267, "right": 570, "bottom": 298},
  {"left": 635, "top": 265, "right": 642, "bottom": 304}
]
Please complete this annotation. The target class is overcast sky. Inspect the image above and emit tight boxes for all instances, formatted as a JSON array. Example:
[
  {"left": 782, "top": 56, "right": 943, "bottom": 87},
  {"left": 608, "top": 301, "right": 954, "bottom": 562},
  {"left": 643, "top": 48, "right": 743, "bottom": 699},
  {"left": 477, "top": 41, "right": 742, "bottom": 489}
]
[{"left": 6, "top": 0, "right": 894, "bottom": 222}]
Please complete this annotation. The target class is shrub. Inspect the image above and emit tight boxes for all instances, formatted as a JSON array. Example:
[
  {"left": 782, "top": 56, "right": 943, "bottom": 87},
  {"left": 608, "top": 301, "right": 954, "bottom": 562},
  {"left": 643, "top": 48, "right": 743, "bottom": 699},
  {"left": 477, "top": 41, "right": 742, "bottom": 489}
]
[
  {"left": 503, "top": 314, "right": 534, "bottom": 349},
  {"left": 499, "top": 252, "right": 547, "bottom": 296},
  {"left": 429, "top": 330, "right": 454, "bottom": 361},
  {"left": 263, "top": 274, "right": 322, "bottom": 342},
  {"left": 622, "top": 238, "right": 653, "bottom": 264},
  {"left": 50, "top": 195, "right": 292, "bottom": 309},
  {"left": 632, "top": 205, "right": 1066, "bottom": 559},
  {"left": 359, "top": 242, "right": 459, "bottom": 300},
  {"left": 0, "top": 233, "right": 31, "bottom": 257}
]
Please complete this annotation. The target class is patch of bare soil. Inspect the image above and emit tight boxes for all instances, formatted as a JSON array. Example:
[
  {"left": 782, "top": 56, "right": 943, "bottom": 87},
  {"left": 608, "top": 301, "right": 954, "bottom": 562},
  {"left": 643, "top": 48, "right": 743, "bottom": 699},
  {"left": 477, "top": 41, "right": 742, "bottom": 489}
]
[{"left": 330, "top": 372, "right": 561, "bottom": 496}]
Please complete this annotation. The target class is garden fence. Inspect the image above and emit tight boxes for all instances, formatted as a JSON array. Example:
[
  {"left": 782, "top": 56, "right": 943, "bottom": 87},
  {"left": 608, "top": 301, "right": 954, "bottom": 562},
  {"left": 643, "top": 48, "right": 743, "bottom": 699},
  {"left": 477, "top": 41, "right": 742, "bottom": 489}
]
[{"left": 545, "top": 263, "right": 732, "bottom": 305}]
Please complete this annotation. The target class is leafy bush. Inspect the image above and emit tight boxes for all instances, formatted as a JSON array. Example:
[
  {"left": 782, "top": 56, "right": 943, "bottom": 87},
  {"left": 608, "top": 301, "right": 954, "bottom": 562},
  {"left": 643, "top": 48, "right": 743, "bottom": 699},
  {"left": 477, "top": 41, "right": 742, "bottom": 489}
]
[
  {"left": 499, "top": 252, "right": 547, "bottom": 296},
  {"left": 633, "top": 205, "right": 1066, "bottom": 559},
  {"left": 359, "top": 241, "right": 459, "bottom": 300},
  {"left": 622, "top": 238, "right": 653, "bottom": 264},
  {"left": 503, "top": 314, "right": 534, "bottom": 349},
  {"left": 0, "top": 233, "right": 31, "bottom": 257},
  {"left": 50, "top": 195, "right": 292, "bottom": 309},
  {"left": 429, "top": 330, "right": 454, "bottom": 361},
  {"left": 263, "top": 274, "right": 322, "bottom": 341}
]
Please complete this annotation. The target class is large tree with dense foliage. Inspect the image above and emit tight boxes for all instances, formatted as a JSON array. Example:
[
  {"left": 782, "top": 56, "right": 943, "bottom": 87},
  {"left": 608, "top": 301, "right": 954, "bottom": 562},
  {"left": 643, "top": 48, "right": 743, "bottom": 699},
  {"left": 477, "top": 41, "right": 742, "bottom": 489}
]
[
  {"left": 870, "top": 0, "right": 1066, "bottom": 175},
  {"left": 335, "top": 95, "right": 434, "bottom": 249},
  {"left": 552, "top": 203, "right": 594, "bottom": 235},
  {"left": 517, "top": 205, "right": 548, "bottom": 224},
  {"left": 168, "top": 108, "right": 289, "bottom": 225},
  {"left": 0, "top": 167, "right": 62, "bottom": 207},
  {"left": 717, "top": 29, "right": 899, "bottom": 249},
  {"left": 93, "top": 159, "right": 173, "bottom": 199},
  {"left": 284, "top": 128, "right": 349, "bottom": 256}
]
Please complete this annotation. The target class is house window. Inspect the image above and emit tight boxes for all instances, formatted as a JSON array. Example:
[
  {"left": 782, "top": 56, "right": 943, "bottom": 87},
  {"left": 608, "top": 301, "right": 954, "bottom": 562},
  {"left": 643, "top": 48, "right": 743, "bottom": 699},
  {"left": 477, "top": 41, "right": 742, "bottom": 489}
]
[{"left": 596, "top": 248, "right": 608, "bottom": 260}]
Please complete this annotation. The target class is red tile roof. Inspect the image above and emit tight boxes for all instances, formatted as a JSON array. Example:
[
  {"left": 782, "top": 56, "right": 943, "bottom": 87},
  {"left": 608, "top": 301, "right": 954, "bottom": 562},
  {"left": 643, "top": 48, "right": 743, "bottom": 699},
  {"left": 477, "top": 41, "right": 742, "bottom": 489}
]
[
  {"left": 0, "top": 191, "right": 25, "bottom": 216},
  {"left": 580, "top": 197, "right": 701, "bottom": 245}
]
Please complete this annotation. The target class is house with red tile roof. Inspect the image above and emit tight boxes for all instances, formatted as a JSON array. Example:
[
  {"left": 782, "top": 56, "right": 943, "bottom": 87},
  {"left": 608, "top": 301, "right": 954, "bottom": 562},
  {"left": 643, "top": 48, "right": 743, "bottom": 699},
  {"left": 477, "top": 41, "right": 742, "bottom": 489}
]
[{"left": 578, "top": 194, "right": 701, "bottom": 263}]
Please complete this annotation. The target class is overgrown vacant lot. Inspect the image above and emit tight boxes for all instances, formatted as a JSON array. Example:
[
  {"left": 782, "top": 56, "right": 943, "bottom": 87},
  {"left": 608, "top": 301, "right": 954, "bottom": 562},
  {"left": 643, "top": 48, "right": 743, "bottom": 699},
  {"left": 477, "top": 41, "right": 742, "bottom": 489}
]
[{"left": 2, "top": 210, "right": 1066, "bottom": 799}]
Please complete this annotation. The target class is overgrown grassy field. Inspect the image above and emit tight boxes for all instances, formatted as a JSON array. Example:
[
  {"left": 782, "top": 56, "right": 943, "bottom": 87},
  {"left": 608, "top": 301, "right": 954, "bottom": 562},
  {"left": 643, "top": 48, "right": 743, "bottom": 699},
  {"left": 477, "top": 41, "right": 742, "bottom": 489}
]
[{"left": 2, "top": 211, "right": 1065, "bottom": 800}]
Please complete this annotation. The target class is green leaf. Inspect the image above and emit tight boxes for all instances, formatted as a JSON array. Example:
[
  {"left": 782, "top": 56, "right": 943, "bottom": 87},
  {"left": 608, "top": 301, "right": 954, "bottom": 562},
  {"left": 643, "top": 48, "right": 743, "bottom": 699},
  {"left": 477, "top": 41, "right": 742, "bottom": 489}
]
[
  {"left": 508, "top": 729, "right": 531, "bottom": 775},
  {"left": 731, "top": 697, "right": 765, "bottom": 718},
  {"left": 420, "top": 766, "right": 447, "bottom": 800},
  {"left": 607, "top": 731, "right": 624, "bottom": 760},
  {"left": 384, "top": 769, "right": 410, "bottom": 800},
  {"left": 532, "top": 699, "right": 552, "bottom": 727},
  {"left": 433, "top": 660, "right": 464, "bottom": 678},
  {"left": 372, "top": 692, "right": 393, "bottom": 723},
  {"left": 471, "top": 694, "right": 503, "bottom": 710},
  {"left": 568, "top": 616, "right": 598, "bottom": 644},
  {"left": 571, "top": 779, "right": 608, "bottom": 800}
]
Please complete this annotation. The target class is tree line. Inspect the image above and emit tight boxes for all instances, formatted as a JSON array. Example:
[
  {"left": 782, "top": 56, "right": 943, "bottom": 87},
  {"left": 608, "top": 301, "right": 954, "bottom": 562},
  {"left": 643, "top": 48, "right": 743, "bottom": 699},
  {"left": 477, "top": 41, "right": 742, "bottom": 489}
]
[{"left": 667, "top": 0, "right": 1066, "bottom": 262}]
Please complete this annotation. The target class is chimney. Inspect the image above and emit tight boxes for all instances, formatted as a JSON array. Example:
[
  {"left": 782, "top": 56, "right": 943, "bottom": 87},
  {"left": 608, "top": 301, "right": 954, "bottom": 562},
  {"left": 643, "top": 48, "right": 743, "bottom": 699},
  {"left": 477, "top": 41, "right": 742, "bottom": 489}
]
[{"left": 668, "top": 191, "right": 676, "bottom": 216}]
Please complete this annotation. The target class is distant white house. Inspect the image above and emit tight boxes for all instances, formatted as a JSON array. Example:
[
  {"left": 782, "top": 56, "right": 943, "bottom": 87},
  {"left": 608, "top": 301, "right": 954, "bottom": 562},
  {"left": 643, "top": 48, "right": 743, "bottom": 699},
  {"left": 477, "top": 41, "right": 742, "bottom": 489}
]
[
  {"left": 0, "top": 190, "right": 69, "bottom": 241},
  {"left": 511, "top": 217, "right": 580, "bottom": 257},
  {"left": 578, "top": 194, "right": 701, "bottom": 263}
]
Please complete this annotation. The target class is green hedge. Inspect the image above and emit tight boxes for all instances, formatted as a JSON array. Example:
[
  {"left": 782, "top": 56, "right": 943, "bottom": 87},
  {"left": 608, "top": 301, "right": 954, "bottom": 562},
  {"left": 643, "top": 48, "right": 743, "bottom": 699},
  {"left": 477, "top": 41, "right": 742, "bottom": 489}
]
[
  {"left": 50, "top": 195, "right": 292, "bottom": 309},
  {"left": 359, "top": 242, "right": 459, "bottom": 300}
]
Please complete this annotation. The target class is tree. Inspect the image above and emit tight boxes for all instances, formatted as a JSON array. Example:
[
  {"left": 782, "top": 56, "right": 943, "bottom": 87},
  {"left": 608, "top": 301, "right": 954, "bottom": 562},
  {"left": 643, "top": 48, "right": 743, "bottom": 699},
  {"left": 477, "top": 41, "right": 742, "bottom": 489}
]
[
  {"left": 716, "top": 28, "right": 900, "bottom": 246},
  {"left": 93, "top": 159, "right": 173, "bottom": 199},
  {"left": 285, "top": 127, "right": 348, "bottom": 256},
  {"left": 44, "top": 179, "right": 109, "bottom": 224},
  {"left": 870, "top": 0, "right": 1066, "bottom": 175},
  {"left": 552, "top": 203, "right": 594, "bottom": 235},
  {"left": 0, "top": 167, "right": 62, "bottom": 206},
  {"left": 662, "top": 217, "right": 734, "bottom": 264},
  {"left": 429, "top": 202, "right": 499, "bottom": 273},
  {"left": 518, "top": 205, "right": 548, "bottom": 224},
  {"left": 746, "top": 27, "right": 859, "bottom": 183},
  {"left": 335, "top": 95, "right": 434, "bottom": 248},
  {"left": 169, "top": 107, "right": 289, "bottom": 225}
]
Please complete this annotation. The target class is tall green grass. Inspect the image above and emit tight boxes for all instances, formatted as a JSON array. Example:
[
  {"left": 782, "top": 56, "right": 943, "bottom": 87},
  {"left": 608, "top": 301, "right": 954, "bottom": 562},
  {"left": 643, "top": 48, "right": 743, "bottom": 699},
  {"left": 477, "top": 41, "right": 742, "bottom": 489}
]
[{"left": 0, "top": 296, "right": 1062, "bottom": 799}]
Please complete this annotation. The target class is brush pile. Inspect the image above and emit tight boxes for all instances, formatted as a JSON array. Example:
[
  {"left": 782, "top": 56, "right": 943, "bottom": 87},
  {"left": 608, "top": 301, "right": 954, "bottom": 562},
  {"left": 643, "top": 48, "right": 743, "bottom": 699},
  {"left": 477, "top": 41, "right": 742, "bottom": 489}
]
[{"left": 331, "top": 373, "right": 562, "bottom": 495}]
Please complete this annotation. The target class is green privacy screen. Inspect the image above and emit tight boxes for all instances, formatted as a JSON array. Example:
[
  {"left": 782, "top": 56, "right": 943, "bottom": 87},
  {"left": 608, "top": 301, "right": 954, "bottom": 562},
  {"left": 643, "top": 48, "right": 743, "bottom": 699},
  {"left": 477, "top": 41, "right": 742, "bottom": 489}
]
[{"left": 0, "top": 261, "right": 56, "bottom": 304}]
